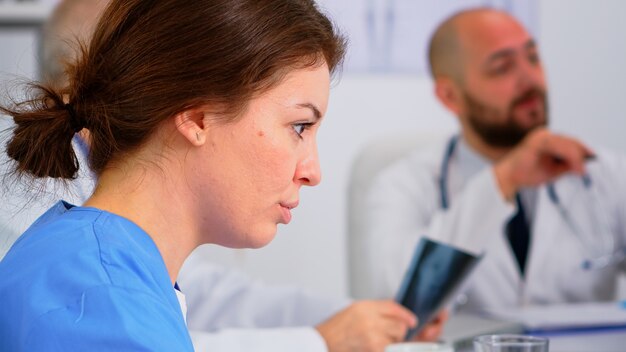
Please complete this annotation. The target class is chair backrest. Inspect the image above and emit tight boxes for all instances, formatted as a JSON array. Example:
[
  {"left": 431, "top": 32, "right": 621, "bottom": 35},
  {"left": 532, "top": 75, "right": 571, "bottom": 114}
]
[{"left": 346, "top": 132, "right": 447, "bottom": 298}]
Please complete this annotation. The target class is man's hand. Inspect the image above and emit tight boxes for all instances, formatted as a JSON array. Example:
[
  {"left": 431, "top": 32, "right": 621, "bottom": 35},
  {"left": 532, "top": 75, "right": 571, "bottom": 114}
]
[
  {"left": 316, "top": 300, "right": 417, "bottom": 352},
  {"left": 493, "top": 128, "right": 594, "bottom": 200},
  {"left": 413, "top": 309, "right": 449, "bottom": 342}
]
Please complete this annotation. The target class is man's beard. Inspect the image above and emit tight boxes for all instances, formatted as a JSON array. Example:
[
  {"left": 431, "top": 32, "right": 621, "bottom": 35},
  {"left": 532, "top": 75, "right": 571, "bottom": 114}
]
[{"left": 464, "top": 88, "right": 549, "bottom": 148}]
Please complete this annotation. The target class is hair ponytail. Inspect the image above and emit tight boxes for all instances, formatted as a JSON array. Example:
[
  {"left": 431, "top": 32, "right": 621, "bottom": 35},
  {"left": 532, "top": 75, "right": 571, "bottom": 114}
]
[
  {"left": 3, "top": 0, "right": 345, "bottom": 181},
  {"left": 1, "top": 83, "right": 82, "bottom": 179}
]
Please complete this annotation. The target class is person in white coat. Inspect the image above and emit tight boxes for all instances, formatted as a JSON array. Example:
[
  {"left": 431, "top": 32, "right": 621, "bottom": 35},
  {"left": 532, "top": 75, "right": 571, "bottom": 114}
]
[
  {"left": 0, "top": 0, "right": 444, "bottom": 350},
  {"left": 362, "top": 8, "right": 626, "bottom": 313}
]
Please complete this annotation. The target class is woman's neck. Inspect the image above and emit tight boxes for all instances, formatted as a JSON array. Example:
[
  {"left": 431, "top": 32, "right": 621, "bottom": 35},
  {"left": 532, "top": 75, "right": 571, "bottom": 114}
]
[{"left": 84, "top": 163, "right": 200, "bottom": 285}]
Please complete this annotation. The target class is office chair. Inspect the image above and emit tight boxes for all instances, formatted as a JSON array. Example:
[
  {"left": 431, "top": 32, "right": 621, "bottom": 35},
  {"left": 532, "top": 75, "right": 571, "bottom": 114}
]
[{"left": 346, "top": 132, "right": 448, "bottom": 298}]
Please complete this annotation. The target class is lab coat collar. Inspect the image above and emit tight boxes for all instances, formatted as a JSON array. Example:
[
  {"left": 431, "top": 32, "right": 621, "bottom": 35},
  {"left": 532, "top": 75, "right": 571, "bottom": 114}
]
[{"left": 456, "top": 137, "right": 538, "bottom": 220}]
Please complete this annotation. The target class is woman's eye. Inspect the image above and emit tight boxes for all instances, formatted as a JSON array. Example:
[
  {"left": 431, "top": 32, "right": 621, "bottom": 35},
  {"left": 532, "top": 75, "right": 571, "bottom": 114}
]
[{"left": 292, "top": 123, "right": 312, "bottom": 138}]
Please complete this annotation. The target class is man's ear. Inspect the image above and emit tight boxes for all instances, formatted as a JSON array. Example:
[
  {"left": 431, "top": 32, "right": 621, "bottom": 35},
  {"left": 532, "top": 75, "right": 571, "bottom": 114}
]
[
  {"left": 434, "top": 77, "right": 464, "bottom": 116},
  {"left": 174, "top": 108, "right": 207, "bottom": 146}
]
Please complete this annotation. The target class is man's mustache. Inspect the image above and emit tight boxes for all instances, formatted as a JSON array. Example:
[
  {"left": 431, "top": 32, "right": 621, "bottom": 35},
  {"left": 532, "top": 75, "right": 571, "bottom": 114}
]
[{"left": 512, "top": 88, "right": 545, "bottom": 107}]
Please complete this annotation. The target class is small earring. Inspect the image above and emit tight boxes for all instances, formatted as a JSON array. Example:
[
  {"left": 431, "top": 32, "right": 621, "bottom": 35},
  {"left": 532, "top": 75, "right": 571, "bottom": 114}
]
[{"left": 196, "top": 131, "right": 201, "bottom": 142}]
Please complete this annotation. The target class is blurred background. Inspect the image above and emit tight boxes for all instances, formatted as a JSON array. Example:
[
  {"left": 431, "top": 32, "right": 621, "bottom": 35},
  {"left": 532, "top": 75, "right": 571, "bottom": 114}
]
[{"left": 1, "top": 0, "right": 625, "bottom": 299}]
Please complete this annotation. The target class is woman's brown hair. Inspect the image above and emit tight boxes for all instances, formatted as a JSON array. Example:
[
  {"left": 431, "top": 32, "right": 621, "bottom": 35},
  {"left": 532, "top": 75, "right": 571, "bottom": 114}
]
[{"left": 2, "top": 0, "right": 346, "bottom": 179}]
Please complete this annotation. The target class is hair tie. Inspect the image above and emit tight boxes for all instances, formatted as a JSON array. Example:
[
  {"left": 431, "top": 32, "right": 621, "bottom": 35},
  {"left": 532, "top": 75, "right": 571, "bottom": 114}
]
[{"left": 64, "top": 103, "right": 83, "bottom": 133}]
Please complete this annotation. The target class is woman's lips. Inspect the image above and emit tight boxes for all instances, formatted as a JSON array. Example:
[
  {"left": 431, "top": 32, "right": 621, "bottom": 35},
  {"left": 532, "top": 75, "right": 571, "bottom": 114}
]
[{"left": 279, "top": 201, "right": 298, "bottom": 224}]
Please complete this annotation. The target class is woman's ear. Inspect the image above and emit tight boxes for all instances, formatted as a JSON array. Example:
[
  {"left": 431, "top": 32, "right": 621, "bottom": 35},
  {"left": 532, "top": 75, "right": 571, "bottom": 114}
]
[{"left": 174, "top": 108, "right": 207, "bottom": 146}]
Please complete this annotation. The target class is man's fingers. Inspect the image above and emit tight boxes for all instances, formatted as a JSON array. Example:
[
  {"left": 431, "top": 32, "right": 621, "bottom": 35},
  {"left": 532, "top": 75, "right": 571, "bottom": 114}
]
[
  {"left": 417, "top": 310, "right": 449, "bottom": 341},
  {"left": 538, "top": 134, "right": 591, "bottom": 174},
  {"left": 417, "top": 325, "right": 441, "bottom": 342},
  {"left": 381, "top": 318, "right": 410, "bottom": 343},
  {"left": 377, "top": 301, "right": 418, "bottom": 328}
]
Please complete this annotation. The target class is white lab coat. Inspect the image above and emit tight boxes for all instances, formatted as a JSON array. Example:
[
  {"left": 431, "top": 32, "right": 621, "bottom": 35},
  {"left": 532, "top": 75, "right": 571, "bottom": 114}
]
[
  {"left": 0, "top": 119, "right": 346, "bottom": 352},
  {"left": 179, "top": 249, "right": 348, "bottom": 351},
  {"left": 363, "top": 134, "right": 626, "bottom": 313}
]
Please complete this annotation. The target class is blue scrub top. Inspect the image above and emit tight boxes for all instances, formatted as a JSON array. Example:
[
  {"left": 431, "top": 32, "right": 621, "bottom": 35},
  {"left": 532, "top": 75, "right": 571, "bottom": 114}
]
[{"left": 0, "top": 201, "right": 194, "bottom": 351}]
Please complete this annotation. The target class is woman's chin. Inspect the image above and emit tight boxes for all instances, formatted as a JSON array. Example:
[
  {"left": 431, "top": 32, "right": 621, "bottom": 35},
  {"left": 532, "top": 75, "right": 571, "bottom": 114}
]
[
  {"left": 246, "top": 229, "right": 277, "bottom": 249},
  {"left": 220, "top": 225, "right": 277, "bottom": 249}
]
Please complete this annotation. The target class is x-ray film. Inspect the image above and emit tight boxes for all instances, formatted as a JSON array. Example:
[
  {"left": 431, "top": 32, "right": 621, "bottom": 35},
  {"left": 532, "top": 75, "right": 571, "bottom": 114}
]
[{"left": 396, "top": 237, "right": 482, "bottom": 340}]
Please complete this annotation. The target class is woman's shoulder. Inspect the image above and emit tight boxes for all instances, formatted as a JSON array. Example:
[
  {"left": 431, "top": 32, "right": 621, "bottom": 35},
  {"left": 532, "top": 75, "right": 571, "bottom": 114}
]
[
  {"left": 2, "top": 201, "right": 170, "bottom": 295},
  {"left": 0, "top": 201, "right": 186, "bottom": 348},
  {"left": 0, "top": 202, "right": 109, "bottom": 286},
  {"left": 0, "top": 202, "right": 110, "bottom": 343}
]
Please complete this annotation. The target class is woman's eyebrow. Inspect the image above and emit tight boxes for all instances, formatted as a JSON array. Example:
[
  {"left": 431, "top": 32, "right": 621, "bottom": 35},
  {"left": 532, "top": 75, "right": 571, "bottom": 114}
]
[{"left": 296, "top": 103, "right": 321, "bottom": 120}]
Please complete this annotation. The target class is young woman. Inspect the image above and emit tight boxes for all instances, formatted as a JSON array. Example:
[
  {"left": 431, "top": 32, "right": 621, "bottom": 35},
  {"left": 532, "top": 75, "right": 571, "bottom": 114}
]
[{"left": 0, "top": 0, "right": 351, "bottom": 350}]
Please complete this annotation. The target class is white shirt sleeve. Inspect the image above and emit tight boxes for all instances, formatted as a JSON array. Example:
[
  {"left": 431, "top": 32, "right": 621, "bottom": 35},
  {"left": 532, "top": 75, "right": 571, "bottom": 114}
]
[
  {"left": 190, "top": 327, "right": 327, "bottom": 352},
  {"left": 178, "top": 256, "right": 350, "bottom": 329},
  {"left": 178, "top": 253, "right": 350, "bottom": 352}
]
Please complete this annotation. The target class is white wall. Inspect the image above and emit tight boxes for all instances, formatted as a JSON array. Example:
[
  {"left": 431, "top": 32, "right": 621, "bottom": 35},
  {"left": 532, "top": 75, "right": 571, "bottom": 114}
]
[
  {"left": 541, "top": 0, "right": 626, "bottom": 153},
  {"left": 200, "top": 0, "right": 626, "bottom": 300},
  {"left": 0, "top": 28, "right": 39, "bottom": 82}
]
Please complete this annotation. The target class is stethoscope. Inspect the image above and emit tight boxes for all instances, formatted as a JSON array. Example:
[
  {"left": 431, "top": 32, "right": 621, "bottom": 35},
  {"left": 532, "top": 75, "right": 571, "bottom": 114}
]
[{"left": 438, "top": 135, "right": 622, "bottom": 270}]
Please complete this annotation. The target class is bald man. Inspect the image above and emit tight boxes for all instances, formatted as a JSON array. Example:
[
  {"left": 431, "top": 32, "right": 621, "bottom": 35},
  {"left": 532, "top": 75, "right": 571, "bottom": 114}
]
[
  {"left": 41, "top": 0, "right": 109, "bottom": 85},
  {"left": 362, "top": 8, "right": 626, "bottom": 313}
]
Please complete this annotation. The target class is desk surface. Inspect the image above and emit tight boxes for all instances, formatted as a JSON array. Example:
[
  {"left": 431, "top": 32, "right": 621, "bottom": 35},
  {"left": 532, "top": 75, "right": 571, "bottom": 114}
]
[
  {"left": 547, "top": 329, "right": 626, "bottom": 352},
  {"left": 442, "top": 314, "right": 626, "bottom": 352}
]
